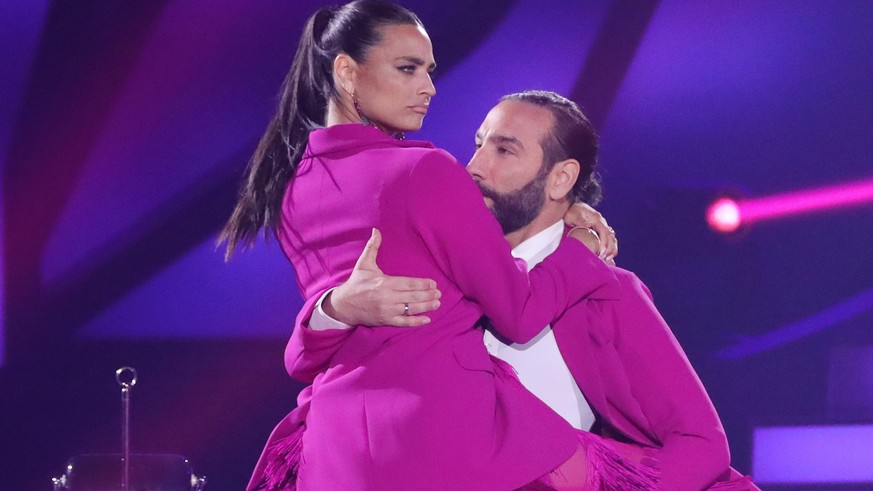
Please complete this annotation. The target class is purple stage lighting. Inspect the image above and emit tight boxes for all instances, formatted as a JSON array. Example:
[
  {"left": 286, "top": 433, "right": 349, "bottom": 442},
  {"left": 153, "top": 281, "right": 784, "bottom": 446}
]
[{"left": 753, "top": 424, "right": 873, "bottom": 484}]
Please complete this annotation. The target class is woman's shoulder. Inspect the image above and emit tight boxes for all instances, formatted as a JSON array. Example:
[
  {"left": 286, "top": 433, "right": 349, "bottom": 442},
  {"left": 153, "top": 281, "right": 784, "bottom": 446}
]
[
  {"left": 368, "top": 142, "right": 469, "bottom": 189},
  {"left": 403, "top": 146, "right": 468, "bottom": 183},
  {"left": 393, "top": 143, "right": 457, "bottom": 164},
  {"left": 399, "top": 147, "right": 485, "bottom": 213}
]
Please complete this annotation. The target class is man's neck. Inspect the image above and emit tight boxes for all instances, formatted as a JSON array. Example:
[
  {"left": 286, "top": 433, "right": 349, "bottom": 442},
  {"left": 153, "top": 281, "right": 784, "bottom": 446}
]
[{"left": 505, "top": 204, "right": 568, "bottom": 248}]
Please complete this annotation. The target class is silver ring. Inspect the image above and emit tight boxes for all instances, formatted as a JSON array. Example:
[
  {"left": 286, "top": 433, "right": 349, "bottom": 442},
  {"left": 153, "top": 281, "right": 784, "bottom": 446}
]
[
  {"left": 607, "top": 226, "right": 616, "bottom": 236},
  {"left": 403, "top": 303, "right": 410, "bottom": 316}
]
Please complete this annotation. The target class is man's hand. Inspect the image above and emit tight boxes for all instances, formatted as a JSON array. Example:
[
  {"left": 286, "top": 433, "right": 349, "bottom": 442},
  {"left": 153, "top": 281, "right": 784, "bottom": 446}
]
[
  {"left": 563, "top": 203, "right": 618, "bottom": 263},
  {"left": 324, "top": 228, "right": 441, "bottom": 327}
]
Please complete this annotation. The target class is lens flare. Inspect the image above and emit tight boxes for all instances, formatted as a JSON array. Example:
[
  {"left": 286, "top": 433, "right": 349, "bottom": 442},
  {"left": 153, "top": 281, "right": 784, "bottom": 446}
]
[{"left": 706, "top": 197, "right": 741, "bottom": 233}]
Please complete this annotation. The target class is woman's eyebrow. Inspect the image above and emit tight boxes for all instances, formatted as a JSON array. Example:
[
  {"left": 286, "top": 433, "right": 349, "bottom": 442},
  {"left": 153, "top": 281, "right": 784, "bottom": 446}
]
[{"left": 394, "top": 56, "right": 437, "bottom": 70}]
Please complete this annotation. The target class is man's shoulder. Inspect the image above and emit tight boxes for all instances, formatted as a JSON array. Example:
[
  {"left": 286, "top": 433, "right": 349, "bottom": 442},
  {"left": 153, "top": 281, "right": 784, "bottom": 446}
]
[
  {"left": 609, "top": 266, "right": 642, "bottom": 285},
  {"left": 596, "top": 266, "right": 655, "bottom": 306}
]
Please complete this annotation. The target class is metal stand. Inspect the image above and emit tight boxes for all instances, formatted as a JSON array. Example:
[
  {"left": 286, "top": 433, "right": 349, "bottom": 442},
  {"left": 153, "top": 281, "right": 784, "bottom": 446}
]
[
  {"left": 52, "top": 367, "right": 206, "bottom": 489},
  {"left": 115, "top": 366, "right": 138, "bottom": 491}
]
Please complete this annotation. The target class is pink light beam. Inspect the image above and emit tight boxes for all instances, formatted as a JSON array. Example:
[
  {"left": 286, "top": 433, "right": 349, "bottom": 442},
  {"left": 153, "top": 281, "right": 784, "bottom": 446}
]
[{"left": 708, "top": 178, "right": 873, "bottom": 233}]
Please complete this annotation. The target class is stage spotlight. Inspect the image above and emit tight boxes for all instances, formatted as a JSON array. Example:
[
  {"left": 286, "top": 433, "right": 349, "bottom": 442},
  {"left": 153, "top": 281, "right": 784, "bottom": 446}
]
[
  {"left": 708, "top": 178, "right": 873, "bottom": 234},
  {"left": 707, "top": 178, "right": 873, "bottom": 234},
  {"left": 706, "top": 198, "right": 741, "bottom": 233},
  {"left": 630, "top": 186, "right": 745, "bottom": 259}
]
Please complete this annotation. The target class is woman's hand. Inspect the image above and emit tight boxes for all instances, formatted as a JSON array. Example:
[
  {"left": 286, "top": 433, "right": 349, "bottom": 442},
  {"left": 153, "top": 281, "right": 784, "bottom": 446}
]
[
  {"left": 563, "top": 203, "right": 617, "bottom": 263},
  {"left": 324, "top": 229, "right": 441, "bottom": 327}
]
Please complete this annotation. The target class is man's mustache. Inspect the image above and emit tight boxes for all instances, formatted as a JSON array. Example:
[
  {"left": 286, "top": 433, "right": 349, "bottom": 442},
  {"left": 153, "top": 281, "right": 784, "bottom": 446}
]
[{"left": 476, "top": 182, "right": 501, "bottom": 201}]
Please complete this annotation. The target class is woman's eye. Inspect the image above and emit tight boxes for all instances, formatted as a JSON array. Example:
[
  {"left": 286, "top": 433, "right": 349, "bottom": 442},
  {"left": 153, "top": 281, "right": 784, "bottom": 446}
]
[
  {"left": 398, "top": 65, "right": 415, "bottom": 73},
  {"left": 474, "top": 142, "right": 482, "bottom": 149}
]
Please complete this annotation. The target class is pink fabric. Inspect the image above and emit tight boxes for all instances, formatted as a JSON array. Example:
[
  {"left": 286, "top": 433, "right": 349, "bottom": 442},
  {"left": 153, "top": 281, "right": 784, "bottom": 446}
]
[
  {"left": 552, "top": 260, "right": 759, "bottom": 490},
  {"left": 249, "top": 124, "right": 620, "bottom": 491},
  {"left": 247, "top": 386, "right": 310, "bottom": 491},
  {"left": 266, "top": 221, "right": 761, "bottom": 489},
  {"left": 260, "top": 422, "right": 303, "bottom": 490}
]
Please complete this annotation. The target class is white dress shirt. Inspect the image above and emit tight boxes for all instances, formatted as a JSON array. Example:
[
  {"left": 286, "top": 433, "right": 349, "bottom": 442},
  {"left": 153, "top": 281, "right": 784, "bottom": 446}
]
[
  {"left": 483, "top": 220, "right": 595, "bottom": 431},
  {"left": 310, "top": 219, "right": 595, "bottom": 430}
]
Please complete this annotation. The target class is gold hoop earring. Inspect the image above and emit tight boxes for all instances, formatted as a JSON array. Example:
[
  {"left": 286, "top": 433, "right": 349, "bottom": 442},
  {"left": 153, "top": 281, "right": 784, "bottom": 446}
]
[
  {"left": 349, "top": 90, "right": 404, "bottom": 140},
  {"left": 351, "top": 92, "right": 374, "bottom": 128}
]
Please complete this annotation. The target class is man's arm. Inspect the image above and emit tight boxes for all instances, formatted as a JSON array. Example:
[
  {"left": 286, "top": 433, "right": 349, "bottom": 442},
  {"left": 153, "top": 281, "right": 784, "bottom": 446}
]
[
  {"left": 320, "top": 229, "right": 441, "bottom": 327},
  {"left": 609, "top": 269, "right": 731, "bottom": 490},
  {"left": 284, "top": 229, "right": 441, "bottom": 382},
  {"left": 284, "top": 288, "right": 355, "bottom": 382}
]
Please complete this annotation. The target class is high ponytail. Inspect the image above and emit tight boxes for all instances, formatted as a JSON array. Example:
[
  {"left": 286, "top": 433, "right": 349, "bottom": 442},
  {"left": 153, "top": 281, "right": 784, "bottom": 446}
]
[
  {"left": 219, "top": 8, "right": 334, "bottom": 259},
  {"left": 220, "top": 1, "right": 423, "bottom": 260}
]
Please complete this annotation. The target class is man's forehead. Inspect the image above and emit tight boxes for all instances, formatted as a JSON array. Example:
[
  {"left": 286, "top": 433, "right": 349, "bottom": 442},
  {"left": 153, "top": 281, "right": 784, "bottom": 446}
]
[{"left": 478, "top": 100, "right": 553, "bottom": 143}]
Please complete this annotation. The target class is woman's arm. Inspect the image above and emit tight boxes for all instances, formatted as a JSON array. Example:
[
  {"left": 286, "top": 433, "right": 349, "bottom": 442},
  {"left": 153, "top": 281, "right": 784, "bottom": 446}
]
[
  {"left": 563, "top": 202, "right": 618, "bottom": 262},
  {"left": 407, "top": 150, "right": 618, "bottom": 344}
]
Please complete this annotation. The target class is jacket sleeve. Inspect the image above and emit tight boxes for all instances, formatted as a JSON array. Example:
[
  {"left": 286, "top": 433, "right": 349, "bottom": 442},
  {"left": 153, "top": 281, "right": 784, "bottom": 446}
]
[
  {"left": 610, "top": 269, "right": 731, "bottom": 490},
  {"left": 284, "top": 287, "right": 355, "bottom": 383},
  {"left": 406, "top": 150, "right": 617, "bottom": 344}
]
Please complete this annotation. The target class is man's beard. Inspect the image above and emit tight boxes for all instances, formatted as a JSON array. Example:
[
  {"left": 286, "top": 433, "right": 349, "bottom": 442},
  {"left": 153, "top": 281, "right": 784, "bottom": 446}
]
[{"left": 477, "top": 170, "right": 548, "bottom": 235}]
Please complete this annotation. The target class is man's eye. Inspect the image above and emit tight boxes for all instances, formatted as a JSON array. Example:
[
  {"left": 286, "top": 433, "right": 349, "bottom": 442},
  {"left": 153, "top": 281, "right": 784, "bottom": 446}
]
[
  {"left": 398, "top": 65, "right": 415, "bottom": 73},
  {"left": 497, "top": 147, "right": 512, "bottom": 155}
]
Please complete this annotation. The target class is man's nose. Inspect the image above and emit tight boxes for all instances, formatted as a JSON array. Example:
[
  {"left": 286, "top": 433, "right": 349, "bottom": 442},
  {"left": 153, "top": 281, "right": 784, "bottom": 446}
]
[{"left": 466, "top": 151, "right": 486, "bottom": 180}]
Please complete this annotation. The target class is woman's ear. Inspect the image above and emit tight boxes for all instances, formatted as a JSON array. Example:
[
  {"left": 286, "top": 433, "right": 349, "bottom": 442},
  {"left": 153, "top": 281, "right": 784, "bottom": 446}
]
[{"left": 334, "top": 53, "right": 358, "bottom": 96}]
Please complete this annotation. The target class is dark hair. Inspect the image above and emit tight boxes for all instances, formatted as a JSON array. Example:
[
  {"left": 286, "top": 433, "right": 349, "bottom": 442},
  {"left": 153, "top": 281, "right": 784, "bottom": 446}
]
[
  {"left": 501, "top": 90, "right": 602, "bottom": 205},
  {"left": 220, "top": 1, "right": 423, "bottom": 259}
]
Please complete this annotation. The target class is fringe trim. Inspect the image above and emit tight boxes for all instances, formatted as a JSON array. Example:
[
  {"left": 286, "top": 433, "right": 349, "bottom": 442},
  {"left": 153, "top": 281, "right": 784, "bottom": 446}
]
[
  {"left": 496, "top": 352, "right": 657, "bottom": 491},
  {"left": 256, "top": 423, "right": 305, "bottom": 491},
  {"left": 578, "top": 431, "right": 660, "bottom": 491}
]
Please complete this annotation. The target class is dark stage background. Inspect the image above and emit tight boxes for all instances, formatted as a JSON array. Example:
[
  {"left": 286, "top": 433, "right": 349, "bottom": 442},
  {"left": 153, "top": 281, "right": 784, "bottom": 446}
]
[{"left": 2, "top": 1, "right": 872, "bottom": 489}]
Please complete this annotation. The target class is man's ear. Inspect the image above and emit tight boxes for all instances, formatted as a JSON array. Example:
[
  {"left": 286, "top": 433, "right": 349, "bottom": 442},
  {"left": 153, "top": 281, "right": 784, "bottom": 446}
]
[
  {"left": 334, "top": 53, "right": 358, "bottom": 96},
  {"left": 548, "top": 159, "right": 580, "bottom": 201}
]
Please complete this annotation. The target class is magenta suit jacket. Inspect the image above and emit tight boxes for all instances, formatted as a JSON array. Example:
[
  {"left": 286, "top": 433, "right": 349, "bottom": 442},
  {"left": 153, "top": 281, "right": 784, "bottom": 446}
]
[
  {"left": 554, "top": 255, "right": 758, "bottom": 490},
  {"left": 275, "top": 238, "right": 760, "bottom": 489},
  {"left": 251, "top": 124, "right": 619, "bottom": 490}
]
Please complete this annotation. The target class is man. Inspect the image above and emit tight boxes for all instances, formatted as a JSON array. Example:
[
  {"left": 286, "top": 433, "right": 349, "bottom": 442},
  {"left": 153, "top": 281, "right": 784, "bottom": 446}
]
[{"left": 284, "top": 91, "right": 758, "bottom": 490}]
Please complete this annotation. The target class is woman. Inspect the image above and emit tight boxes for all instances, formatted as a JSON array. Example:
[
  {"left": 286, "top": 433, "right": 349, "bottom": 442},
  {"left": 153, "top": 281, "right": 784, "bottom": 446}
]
[{"left": 222, "top": 2, "right": 645, "bottom": 489}]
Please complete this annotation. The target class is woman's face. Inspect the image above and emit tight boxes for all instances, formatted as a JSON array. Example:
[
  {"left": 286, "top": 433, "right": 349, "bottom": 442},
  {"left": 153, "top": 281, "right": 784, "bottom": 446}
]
[{"left": 353, "top": 23, "right": 437, "bottom": 133}]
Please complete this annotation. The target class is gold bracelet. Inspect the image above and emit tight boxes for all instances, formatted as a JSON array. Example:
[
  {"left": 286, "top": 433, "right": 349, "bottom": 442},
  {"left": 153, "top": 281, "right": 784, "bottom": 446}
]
[{"left": 567, "top": 226, "right": 599, "bottom": 241}]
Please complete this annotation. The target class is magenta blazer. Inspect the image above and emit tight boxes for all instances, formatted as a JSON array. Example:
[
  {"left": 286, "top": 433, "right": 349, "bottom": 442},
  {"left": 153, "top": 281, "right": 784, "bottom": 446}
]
[
  {"left": 274, "top": 255, "right": 761, "bottom": 491},
  {"left": 249, "top": 124, "right": 618, "bottom": 490},
  {"left": 551, "top": 256, "right": 759, "bottom": 490},
  {"left": 268, "top": 233, "right": 762, "bottom": 488}
]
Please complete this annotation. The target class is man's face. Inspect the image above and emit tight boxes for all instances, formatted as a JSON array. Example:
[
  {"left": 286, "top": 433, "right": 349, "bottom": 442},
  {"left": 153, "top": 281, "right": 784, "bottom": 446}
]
[{"left": 467, "top": 100, "right": 554, "bottom": 234}]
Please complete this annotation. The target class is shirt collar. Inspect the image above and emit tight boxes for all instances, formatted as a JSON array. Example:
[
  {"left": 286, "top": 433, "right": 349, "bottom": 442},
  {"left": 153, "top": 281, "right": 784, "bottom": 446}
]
[{"left": 511, "top": 220, "right": 565, "bottom": 268}]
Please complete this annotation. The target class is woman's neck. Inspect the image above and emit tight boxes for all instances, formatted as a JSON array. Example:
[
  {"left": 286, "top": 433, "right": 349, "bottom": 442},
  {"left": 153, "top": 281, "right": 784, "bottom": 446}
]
[
  {"left": 325, "top": 100, "right": 402, "bottom": 138},
  {"left": 326, "top": 100, "right": 359, "bottom": 127}
]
